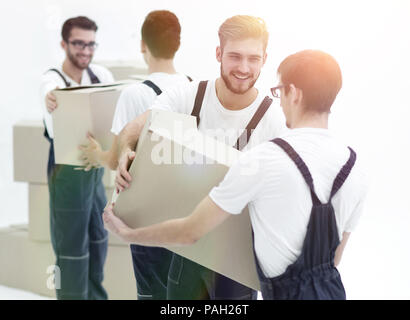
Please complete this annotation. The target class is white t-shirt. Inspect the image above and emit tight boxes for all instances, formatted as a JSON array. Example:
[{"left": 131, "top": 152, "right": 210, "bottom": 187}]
[
  {"left": 111, "top": 72, "right": 191, "bottom": 135},
  {"left": 39, "top": 63, "right": 114, "bottom": 138},
  {"left": 150, "top": 79, "right": 287, "bottom": 150},
  {"left": 209, "top": 128, "right": 368, "bottom": 278}
]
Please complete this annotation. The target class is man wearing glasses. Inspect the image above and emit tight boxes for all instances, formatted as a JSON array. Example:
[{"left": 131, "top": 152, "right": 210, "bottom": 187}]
[
  {"left": 103, "top": 50, "right": 368, "bottom": 300},
  {"left": 40, "top": 16, "right": 114, "bottom": 300}
]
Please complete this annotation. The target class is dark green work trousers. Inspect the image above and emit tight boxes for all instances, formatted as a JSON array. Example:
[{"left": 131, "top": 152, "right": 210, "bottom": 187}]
[{"left": 47, "top": 152, "right": 108, "bottom": 299}]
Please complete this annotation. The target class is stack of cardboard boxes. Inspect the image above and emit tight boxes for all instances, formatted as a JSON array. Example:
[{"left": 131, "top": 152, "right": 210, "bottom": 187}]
[
  {"left": 0, "top": 120, "right": 137, "bottom": 299},
  {"left": 0, "top": 62, "right": 148, "bottom": 299}
]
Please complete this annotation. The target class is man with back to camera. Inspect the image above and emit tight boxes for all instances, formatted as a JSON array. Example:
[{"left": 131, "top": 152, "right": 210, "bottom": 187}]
[
  {"left": 39, "top": 16, "right": 114, "bottom": 300},
  {"left": 111, "top": 15, "right": 287, "bottom": 300},
  {"left": 78, "top": 10, "right": 192, "bottom": 300},
  {"left": 103, "top": 49, "right": 369, "bottom": 300}
]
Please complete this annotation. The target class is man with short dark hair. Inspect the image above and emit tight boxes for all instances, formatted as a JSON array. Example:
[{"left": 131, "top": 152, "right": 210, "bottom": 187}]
[
  {"left": 79, "top": 10, "right": 191, "bottom": 300},
  {"left": 104, "top": 49, "right": 368, "bottom": 300},
  {"left": 40, "top": 16, "right": 114, "bottom": 300}
]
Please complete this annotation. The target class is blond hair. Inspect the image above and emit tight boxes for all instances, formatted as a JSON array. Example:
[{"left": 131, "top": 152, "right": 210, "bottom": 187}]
[{"left": 218, "top": 15, "right": 269, "bottom": 50}]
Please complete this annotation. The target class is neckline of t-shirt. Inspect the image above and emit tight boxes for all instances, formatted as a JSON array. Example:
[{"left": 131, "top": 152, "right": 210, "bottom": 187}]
[
  {"left": 282, "top": 127, "right": 332, "bottom": 137},
  {"left": 149, "top": 72, "right": 183, "bottom": 79},
  {"left": 58, "top": 65, "right": 88, "bottom": 86},
  {"left": 209, "top": 79, "right": 264, "bottom": 116}
]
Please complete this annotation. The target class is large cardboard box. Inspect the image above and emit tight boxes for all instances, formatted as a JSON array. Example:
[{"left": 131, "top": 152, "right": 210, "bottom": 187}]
[
  {"left": 0, "top": 227, "right": 136, "bottom": 299},
  {"left": 13, "top": 120, "right": 115, "bottom": 187},
  {"left": 52, "top": 82, "right": 131, "bottom": 166},
  {"left": 114, "top": 110, "right": 260, "bottom": 291},
  {"left": 28, "top": 183, "right": 125, "bottom": 246},
  {"left": 13, "top": 120, "right": 49, "bottom": 184}
]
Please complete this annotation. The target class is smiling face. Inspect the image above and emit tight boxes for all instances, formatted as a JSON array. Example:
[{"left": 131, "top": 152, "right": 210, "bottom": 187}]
[
  {"left": 217, "top": 37, "right": 266, "bottom": 95},
  {"left": 61, "top": 27, "right": 96, "bottom": 70}
]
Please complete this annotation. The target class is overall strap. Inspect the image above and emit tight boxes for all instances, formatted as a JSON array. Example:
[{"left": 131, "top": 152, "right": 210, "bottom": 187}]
[
  {"left": 273, "top": 138, "right": 322, "bottom": 206},
  {"left": 328, "top": 147, "right": 357, "bottom": 202},
  {"left": 47, "top": 68, "right": 71, "bottom": 87},
  {"left": 191, "top": 80, "right": 208, "bottom": 127},
  {"left": 234, "top": 96, "right": 272, "bottom": 151},
  {"left": 142, "top": 80, "right": 162, "bottom": 95},
  {"left": 86, "top": 67, "right": 101, "bottom": 84}
]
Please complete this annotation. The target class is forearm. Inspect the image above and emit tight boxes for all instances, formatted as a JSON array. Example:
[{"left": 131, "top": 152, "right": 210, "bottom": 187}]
[
  {"left": 122, "top": 196, "right": 230, "bottom": 247},
  {"left": 100, "top": 135, "right": 120, "bottom": 170},
  {"left": 104, "top": 196, "right": 231, "bottom": 247},
  {"left": 98, "top": 149, "right": 118, "bottom": 170},
  {"left": 117, "top": 110, "right": 150, "bottom": 159}
]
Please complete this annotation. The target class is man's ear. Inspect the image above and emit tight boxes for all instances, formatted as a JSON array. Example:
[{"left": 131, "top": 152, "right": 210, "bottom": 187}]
[
  {"left": 289, "top": 84, "right": 303, "bottom": 105},
  {"left": 216, "top": 46, "right": 222, "bottom": 63},
  {"left": 61, "top": 40, "right": 67, "bottom": 51},
  {"left": 141, "top": 40, "right": 147, "bottom": 54}
]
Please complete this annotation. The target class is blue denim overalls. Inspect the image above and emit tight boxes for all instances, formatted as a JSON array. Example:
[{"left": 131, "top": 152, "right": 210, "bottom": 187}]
[{"left": 253, "top": 137, "right": 356, "bottom": 300}]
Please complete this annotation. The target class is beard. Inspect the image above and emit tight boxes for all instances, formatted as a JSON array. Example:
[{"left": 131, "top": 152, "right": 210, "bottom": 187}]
[
  {"left": 220, "top": 64, "right": 259, "bottom": 95},
  {"left": 67, "top": 47, "right": 92, "bottom": 70}
]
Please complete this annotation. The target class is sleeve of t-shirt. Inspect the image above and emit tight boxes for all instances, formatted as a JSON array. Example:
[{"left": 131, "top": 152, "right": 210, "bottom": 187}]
[
  {"left": 39, "top": 71, "right": 66, "bottom": 138},
  {"left": 343, "top": 163, "right": 369, "bottom": 232},
  {"left": 111, "top": 84, "right": 149, "bottom": 135},
  {"left": 344, "top": 197, "right": 366, "bottom": 232},
  {"left": 209, "top": 145, "right": 267, "bottom": 214},
  {"left": 149, "top": 81, "right": 197, "bottom": 114}
]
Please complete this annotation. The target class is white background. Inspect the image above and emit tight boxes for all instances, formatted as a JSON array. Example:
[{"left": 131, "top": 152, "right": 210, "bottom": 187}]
[{"left": 0, "top": 0, "right": 409, "bottom": 299}]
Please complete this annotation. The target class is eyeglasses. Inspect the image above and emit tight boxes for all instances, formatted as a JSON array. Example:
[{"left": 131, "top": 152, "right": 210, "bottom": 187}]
[
  {"left": 270, "top": 84, "right": 287, "bottom": 98},
  {"left": 68, "top": 40, "right": 98, "bottom": 51}
]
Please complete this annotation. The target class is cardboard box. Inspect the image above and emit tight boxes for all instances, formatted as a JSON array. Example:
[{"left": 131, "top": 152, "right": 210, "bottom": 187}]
[
  {"left": 13, "top": 120, "right": 115, "bottom": 186},
  {"left": 28, "top": 183, "right": 49, "bottom": 242},
  {"left": 52, "top": 82, "right": 131, "bottom": 166},
  {"left": 0, "top": 226, "right": 53, "bottom": 296},
  {"left": 114, "top": 110, "right": 260, "bottom": 291},
  {"left": 28, "top": 183, "right": 125, "bottom": 246},
  {"left": 95, "top": 59, "right": 148, "bottom": 81},
  {"left": 0, "top": 227, "right": 136, "bottom": 299},
  {"left": 13, "top": 120, "right": 49, "bottom": 184}
]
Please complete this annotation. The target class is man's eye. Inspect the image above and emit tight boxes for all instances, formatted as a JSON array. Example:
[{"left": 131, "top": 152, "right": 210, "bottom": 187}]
[{"left": 249, "top": 57, "right": 261, "bottom": 62}]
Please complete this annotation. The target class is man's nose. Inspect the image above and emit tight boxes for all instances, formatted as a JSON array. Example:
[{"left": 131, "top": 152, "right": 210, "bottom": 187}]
[
  {"left": 236, "top": 59, "right": 250, "bottom": 74},
  {"left": 81, "top": 45, "right": 94, "bottom": 54}
]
